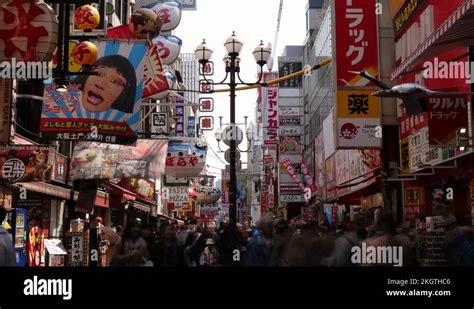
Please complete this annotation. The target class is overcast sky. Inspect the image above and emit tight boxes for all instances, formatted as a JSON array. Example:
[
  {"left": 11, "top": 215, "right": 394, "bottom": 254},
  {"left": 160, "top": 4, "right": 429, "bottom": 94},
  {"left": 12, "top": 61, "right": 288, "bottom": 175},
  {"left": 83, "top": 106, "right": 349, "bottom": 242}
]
[{"left": 175, "top": 0, "right": 307, "bottom": 178}]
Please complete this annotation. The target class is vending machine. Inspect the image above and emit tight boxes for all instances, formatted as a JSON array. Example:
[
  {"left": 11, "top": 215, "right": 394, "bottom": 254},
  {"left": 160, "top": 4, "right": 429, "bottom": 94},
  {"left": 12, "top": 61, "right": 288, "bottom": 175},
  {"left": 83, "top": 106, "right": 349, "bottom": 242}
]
[{"left": 12, "top": 208, "right": 27, "bottom": 266}]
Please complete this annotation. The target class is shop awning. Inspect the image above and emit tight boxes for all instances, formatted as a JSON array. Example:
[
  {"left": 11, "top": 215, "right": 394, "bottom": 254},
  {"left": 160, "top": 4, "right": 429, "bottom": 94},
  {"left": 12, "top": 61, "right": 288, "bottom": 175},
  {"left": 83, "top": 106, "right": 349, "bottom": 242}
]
[
  {"left": 17, "top": 182, "right": 77, "bottom": 201},
  {"left": 392, "top": 0, "right": 474, "bottom": 79},
  {"left": 102, "top": 181, "right": 136, "bottom": 201},
  {"left": 157, "top": 213, "right": 184, "bottom": 224}
]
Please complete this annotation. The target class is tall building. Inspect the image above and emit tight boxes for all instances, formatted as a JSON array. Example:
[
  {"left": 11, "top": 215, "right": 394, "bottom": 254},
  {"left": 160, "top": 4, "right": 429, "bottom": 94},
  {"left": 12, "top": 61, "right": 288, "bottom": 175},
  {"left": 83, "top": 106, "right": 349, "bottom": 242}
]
[
  {"left": 177, "top": 53, "right": 200, "bottom": 136},
  {"left": 278, "top": 46, "right": 306, "bottom": 220}
]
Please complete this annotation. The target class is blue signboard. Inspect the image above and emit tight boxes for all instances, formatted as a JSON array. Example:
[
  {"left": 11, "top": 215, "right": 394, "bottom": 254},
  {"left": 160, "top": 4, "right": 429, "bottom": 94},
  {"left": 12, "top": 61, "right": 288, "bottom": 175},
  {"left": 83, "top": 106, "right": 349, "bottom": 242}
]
[
  {"left": 187, "top": 116, "right": 196, "bottom": 137},
  {"left": 175, "top": 92, "right": 184, "bottom": 137}
]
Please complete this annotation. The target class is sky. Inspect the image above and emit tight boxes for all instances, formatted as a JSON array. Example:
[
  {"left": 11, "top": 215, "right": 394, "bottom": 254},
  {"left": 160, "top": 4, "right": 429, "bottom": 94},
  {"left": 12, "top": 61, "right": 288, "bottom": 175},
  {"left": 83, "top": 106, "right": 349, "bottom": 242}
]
[{"left": 175, "top": 0, "right": 308, "bottom": 179}]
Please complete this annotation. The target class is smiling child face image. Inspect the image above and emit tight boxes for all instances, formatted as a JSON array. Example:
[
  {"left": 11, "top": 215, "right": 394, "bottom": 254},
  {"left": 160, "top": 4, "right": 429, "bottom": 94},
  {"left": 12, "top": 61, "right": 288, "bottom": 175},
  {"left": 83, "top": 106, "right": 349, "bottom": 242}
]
[{"left": 82, "top": 65, "right": 127, "bottom": 112}]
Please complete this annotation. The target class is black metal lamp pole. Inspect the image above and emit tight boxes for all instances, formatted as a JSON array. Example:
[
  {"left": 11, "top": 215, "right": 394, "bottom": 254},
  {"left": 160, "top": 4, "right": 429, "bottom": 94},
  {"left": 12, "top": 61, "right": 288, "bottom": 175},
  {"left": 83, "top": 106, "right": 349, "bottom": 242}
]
[{"left": 195, "top": 34, "right": 270, "bottom": 263}]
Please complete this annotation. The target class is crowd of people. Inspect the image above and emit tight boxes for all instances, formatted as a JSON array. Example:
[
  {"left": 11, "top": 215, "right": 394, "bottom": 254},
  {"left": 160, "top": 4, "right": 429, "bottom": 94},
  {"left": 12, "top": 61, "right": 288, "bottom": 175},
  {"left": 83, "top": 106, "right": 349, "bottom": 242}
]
[
  {"left": 0, "top": 195, "right": 473, "bottom": 266},
  {"left": 104, "top": 198, "right": 473, "bottom": 267}
]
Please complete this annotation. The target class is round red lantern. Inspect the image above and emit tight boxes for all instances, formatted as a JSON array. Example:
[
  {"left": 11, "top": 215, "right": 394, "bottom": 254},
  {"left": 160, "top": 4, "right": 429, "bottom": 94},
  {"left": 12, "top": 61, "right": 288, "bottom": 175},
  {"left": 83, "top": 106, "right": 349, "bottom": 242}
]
[
  {"left": 74, "top": 4, "right": 100, "bottom": 30},
  {"left": 71, "top": 41, "right": 98, "bottom": 65},
  {"left": 0, "top": 0, "right": 58, "bottom": 62}
]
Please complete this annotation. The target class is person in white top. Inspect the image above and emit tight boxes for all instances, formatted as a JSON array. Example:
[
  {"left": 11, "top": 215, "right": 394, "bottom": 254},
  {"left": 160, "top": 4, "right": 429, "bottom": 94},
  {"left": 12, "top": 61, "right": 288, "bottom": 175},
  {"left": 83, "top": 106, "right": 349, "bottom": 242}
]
[{"left": 200, "top": 238, "right": 219, "bottom": 266}]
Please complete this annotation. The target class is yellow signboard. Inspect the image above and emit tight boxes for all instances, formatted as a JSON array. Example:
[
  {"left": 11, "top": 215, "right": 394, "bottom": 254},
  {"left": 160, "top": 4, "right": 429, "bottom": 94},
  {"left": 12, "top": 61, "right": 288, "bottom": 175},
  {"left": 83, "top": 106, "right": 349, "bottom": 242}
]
[{"left": 337, "top": 90, "right": 380, "bottom": 118}]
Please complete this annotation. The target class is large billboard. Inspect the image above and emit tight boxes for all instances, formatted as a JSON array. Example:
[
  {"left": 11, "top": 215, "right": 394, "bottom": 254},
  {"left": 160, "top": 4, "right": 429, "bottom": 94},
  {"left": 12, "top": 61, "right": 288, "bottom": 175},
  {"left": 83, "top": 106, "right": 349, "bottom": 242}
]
[
  {"left": 70, "top": 140, "right": 168, "bottom": 180},
  {"left": 41, "top": 40, "right": 147, "bottom": 145}
]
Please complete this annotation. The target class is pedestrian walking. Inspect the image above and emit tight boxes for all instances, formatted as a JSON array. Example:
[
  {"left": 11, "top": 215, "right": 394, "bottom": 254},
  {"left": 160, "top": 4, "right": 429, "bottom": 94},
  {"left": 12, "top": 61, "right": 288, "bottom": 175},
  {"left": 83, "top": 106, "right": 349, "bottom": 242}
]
[
  {"left": 110, "top": 221, "right": 148, "bottom": 266},
  {"left": 150, "top": 223, "right": 185, "bottom": 267},
  {"left": 200, "top": 238, "right": 219, "bottom": 266}
]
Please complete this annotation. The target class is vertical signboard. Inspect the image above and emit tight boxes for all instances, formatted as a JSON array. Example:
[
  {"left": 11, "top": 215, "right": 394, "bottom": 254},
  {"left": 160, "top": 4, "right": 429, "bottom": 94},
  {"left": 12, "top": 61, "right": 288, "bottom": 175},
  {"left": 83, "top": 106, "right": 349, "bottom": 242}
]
[
  {"left": 0, "top": 79, "right": 12, "bottom": 143},
  {"left": 175, "top": 92, "right": 184, "bottom": 137},
  {"left": 261, "top": 72, "right": 279, "bottom": 145},
  {"left": 278, "top": 58, "right": 303, "bottom": 88},
  {"left": 187, "top": 115, "right": 196, "bottom": 137},
  {"left": 333, "top": 0, "right": 381, "bottom": 149}
]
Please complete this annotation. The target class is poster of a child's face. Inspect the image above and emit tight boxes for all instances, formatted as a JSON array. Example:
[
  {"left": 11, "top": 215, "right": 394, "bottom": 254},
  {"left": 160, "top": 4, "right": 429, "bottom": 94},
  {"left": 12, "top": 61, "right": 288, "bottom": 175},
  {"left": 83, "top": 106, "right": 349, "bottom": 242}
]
[{"left": 41, "top": 40, "right": 147, "bottom": 145}]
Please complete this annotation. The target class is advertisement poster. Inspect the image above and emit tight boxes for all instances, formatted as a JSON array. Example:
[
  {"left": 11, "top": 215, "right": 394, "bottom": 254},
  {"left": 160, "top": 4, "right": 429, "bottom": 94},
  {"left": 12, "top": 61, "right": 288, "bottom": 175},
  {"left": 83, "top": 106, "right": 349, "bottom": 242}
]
[
  {"left": 70, "top": 140, "right": 168, "bottom": 180},
  {"left": 0, "top": 145, "right": 55, "bottom": 183},
  {"left": 66, "top": 232, "right": 88, "bottom": 267},
  {"left": 51, "top": 153, "right": 68, "bottom": 184},
  {"left": 41, "top": 40, "right": 147, "bottom": 145},
  {"left": 166, "top": 187, "right": 189, "bottom": 210}
]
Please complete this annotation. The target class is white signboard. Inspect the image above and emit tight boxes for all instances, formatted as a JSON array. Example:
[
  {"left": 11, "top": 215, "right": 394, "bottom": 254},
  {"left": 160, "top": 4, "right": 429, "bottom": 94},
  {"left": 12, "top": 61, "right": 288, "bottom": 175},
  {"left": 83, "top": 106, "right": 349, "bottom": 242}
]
[
  {"left": 151, "top": 112, "right": 168, "bottom": 134},
  {"left": 279, "top": 126, "right": 301, "bottom": 135},
  {"left": 281, "top": 194, "right": 304, "bottom": 203},
  {"left": 279, "top": 107, "right": 302, "bottom": 116},
  {"left": 167, "top": 187, "right": 189, "bottom": 204}
]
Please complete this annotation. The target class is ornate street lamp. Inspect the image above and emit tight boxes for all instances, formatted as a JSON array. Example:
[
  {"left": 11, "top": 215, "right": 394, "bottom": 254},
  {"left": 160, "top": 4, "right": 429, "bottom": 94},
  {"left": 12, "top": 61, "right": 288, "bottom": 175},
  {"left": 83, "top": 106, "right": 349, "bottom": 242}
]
[{"left": 195, "top": 32, "right": 270, "bottom": 262}]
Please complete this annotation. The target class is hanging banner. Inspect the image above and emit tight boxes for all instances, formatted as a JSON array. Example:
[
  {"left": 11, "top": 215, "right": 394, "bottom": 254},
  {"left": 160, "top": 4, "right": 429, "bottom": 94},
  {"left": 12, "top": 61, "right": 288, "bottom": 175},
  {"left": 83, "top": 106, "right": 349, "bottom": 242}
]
[
  {"left": 300, "top": 156, "right": 317, "bottom": 194},
  {"left": 28, "top": 226, "right": 45, "bottom": 267},
  {"left": 0, "top": 145, "right": 55, "bottom": 183},
  {"left": 142, "top": 45, "right": 169, "bottom": 99},
  {"left": 404, "top": 186, "right": 424, "bottom": 221},
  {"left": 261, "top": 72, "right": 279, "bottom": 145},
  {"left": 70, "top": 139, "right": 168, "bottom": 180},
  {"left": 41, "top": 40, "right": 147, "bottom": 145},
  {"left": 187, "top": 115, "right": 196, "bottom": 137},
  {"left": 0, "top": 79, "right": 12, "bottom": 143},
  {"left": 314, "top": 131, "right": 326, "bottom": 198},
  {"left": 281, "top": 157, "right": 304, "bottom": 191}
]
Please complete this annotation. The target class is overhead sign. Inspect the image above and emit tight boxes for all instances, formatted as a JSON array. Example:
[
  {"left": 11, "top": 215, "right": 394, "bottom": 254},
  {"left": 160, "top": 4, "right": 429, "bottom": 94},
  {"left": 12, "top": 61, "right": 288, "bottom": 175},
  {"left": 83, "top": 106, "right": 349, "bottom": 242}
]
[
  {"left": 167, "top": 186, "right": 189, "bottom": 209},
  {"left": 151, "top": 112, "right": 168, "bottom": 134},
  {"left": 187, "top": 116, "right": 196, "bottom": 137},
  {"left": 279, "top": 116, "right": 301, "bottom": 126}
]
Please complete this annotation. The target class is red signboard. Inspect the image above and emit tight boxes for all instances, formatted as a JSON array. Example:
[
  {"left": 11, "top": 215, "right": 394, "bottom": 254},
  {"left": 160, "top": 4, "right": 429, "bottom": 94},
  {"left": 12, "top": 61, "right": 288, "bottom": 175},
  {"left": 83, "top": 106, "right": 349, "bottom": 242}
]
[
  {"left": 428, "top": 94, "right": 468, "bottom": 145},
  {"left": 334, "top": 0, "right": 379, "bottom": 87}
]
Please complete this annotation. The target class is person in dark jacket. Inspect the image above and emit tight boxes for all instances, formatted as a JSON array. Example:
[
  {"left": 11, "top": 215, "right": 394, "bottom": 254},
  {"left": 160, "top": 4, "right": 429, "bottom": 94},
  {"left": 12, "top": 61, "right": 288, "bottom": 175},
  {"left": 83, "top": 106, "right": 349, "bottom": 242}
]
[
  {"left": 0, "top": 207, "right": 16, "bottom": 266},
  {"left": 150, "top": 223, "right": 185, "bottom": 267},
  {"left": 140, "top": 223, "right": 156, "bottom": 254}
]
